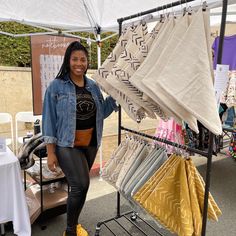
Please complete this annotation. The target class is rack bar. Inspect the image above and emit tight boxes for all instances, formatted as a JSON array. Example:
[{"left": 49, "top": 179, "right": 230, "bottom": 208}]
[
  {"left": 113, "top": 219, "right": 133, "bottom": 235},
  {"left": 121, "top": 126, "right": 209, "bottom": 157},
  {"left": 123, "top": 215, "right": 149, "bottom": 236},
  {"left": 133, "top": 214, "right": 165, "bottom": 236},
  {"left": 103, "top": 223, "right": 116, "bottom": 235},
  {"left": 117, "top": 0, "right": 195, "bottom": 24}
]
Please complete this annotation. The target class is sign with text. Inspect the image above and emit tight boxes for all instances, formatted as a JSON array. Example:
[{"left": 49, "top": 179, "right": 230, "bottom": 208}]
[
  {"left": 214, "top": 64, "right": 230, "bottom": 106},
  {"left": 31, "top": 35, "right": 77, "bottom": 115}
]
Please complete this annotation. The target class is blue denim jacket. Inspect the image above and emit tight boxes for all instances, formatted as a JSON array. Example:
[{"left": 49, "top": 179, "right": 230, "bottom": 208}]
[{"left": 42, "top": 74, "right": 118, "bottom": 147}]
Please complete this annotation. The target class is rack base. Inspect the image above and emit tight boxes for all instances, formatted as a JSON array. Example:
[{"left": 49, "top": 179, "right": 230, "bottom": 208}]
[{"left": 95, "top": 211, "right": 165, "bottom": 236}]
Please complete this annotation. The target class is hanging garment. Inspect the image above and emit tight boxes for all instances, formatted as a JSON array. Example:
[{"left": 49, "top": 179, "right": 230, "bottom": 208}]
[
  {"left": 212, "top": 34, "right": 236, "bottom": 107},
  {"left": 212, "top": 34, "right": 236, "bottom": 71},
  {"left": 229, "top": 132, "right": 236, "bottom": 160},
  {"left": 144, "top": 9, "right": 221, "bottom": 135},
  {"left": 92, "top": 24, "right": 146, "bottom": 121},
  {"left": 155, "top": 118, "right": 184, "bottom": 153},
  {"left": 220, "top": 71, "right": 236, "bottom": 107}
]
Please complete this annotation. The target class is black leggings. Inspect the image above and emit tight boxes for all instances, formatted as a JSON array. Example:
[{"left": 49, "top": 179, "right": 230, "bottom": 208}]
[{"left": 56, "top": 146, "right": 98, "bottom": 235}]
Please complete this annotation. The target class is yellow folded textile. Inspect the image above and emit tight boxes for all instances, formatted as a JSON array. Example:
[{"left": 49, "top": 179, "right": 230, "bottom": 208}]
[
  {"left": 133, "top": 156, "right": 222, "bottom": 236},
  {"left": 185, "top": 160, "right": 202, "bottom": 236},
  {"left": 136, "top": 157, "right": 194, "bottom": 236},
  {"left": 187, "top": 159, "right": 222, "bottom": 221},
  {"left": 134, "top": 154, "right": 180, "bottom": 202}
]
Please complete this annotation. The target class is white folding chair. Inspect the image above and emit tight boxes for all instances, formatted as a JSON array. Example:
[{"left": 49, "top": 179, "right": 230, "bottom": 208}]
[
  {"left": 15, "top": 111, "right": 42, "bottom": 154},
  {"left": 0, "top": 112, "right": 14, "bottom": 150}
]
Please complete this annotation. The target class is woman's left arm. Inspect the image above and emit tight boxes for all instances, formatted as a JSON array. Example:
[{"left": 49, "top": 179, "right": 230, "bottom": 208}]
[{"left": 103, "top": 95, "right": 119, "bottom": 119}]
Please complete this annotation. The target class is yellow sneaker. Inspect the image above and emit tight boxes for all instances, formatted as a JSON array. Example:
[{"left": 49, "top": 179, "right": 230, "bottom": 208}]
[{"left": 77, "top": 224, "right": 88, "bottom": 236}]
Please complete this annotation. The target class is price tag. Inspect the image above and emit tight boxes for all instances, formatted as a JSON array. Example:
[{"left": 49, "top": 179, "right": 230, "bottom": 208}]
[
  {"left": 214, "top": 64, "right": 229, "bottom": 106},
  {"left": 0, "top": 138, "right": 6, "bottom": 152}
]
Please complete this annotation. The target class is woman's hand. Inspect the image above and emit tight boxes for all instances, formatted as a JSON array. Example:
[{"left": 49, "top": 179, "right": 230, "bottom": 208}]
[
  {"left": 46, "top": 143, "right": 58, "bottom": 172},
  {"left": 47, "top": 153, "right": 58, "bottom": 172}
]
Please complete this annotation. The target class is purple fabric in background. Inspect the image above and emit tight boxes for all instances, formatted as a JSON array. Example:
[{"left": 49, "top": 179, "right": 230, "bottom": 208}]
[{"left": 212, "top": 34, "right": 236, "bottom": 70}]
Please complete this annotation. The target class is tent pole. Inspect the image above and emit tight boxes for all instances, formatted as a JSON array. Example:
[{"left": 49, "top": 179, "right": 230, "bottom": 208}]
[{"left": 96, "top": 28, "right": 103, "bottom": 180}]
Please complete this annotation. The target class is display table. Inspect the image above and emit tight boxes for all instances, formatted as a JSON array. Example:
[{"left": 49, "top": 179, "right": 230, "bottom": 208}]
[{"left": 0, "top": 147, "right": 31, "bottom": 236}]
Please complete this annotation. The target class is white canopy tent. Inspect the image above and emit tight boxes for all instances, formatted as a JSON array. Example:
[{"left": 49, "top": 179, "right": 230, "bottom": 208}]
[
  {"left": 0, "top": 0, "right": 236, "bottom": 37},
  {"left": 0, "top": 0, "right": 235, "bottom": 64}
]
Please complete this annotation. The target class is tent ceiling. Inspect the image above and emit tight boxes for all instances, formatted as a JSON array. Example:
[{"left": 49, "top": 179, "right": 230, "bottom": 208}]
[{"left": 0, "top": 0, "right": 235, "bottom": 37}]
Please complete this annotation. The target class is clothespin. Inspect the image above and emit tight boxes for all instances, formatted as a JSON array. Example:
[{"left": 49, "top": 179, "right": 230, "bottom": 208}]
[
  {"left": 187, "top": 6, "right": 193, "bottom": 15},
  {"left": 159, "top": 14, "right": 164, "bottom": 23},
  {"left": 202, "top": 1, "right": 207, "bottom": 11},
  {"left": 141, "top": 14, "right": 153, "bottom": 24}
]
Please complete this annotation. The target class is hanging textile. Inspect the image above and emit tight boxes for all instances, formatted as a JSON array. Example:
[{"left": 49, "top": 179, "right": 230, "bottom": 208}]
[
  {"left": 133, "top": 155, "right": 222, "bottom": 236},
  {"left": 154, "top": 118, "right": 184, "bottom": 153},
  {"left": 212, "top": 34, "right": 236, "bottom": 107},
  {"left": 106, "top": 22, "right": 156, "bottom": 118},
  {"left": 229, "top": 132, "right": 236, "bottom": 160},
  {"left": 130, "top": 17, "right": 186, "bottom": 125},
  {"left": 212, "top": 34, "right": 236, "bottom": 71},
  {"left": 140, "top": 9, "right": 221, "bottom": 135},
  {"left": 105, "top": 21, "right": 169, "bottom": 120},
  {"left": 92, "top": 24, "right": 146, "bottom": 121},
  {"left": 131, "top": 14, "right": 200, "bottom": 132}
]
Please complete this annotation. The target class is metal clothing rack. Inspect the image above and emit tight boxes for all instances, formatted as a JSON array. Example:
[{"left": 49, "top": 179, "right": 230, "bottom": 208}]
[{"left": 95, "top": 0, "right": 228, "bottom": 235}]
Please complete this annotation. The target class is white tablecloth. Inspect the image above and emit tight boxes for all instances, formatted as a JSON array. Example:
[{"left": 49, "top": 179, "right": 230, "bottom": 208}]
[{"left": 0, "top": 148, "right": 31, "bottom": 236}]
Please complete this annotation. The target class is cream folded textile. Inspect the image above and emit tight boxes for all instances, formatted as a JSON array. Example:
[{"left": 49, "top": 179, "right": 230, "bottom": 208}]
[
  {"left": 141, "top": 14, "right": 199, "bottom": 133},
  {"left": 129, "top": 18, "right": 184, "bottom": 125},
  {"left": 106, "top": 22, "right": 156, "bottom": 118},
  {"left": 92, "top": 25, "right": 146, "bottom": 121},
  {"left": 106, "top": 21, "right": 169, "bottom": 120},
  {"left": 153, "top": 9, "right": 222, "bottom": 135}
]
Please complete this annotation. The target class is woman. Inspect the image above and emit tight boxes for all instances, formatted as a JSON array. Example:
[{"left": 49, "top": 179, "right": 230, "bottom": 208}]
[{"left": 42, "top": 41, "right": 118, "bottom": 236}]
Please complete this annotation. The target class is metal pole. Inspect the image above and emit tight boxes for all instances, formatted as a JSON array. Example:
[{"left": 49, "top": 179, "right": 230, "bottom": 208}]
[
  {"left": 96, "top": 27, "right": 104, "bottom": 181},
  {"left": 116, "top": 20, "right": 123, "bottom": 218},
  {"left": 201, "top": 1, "right": 228, "bottom": 235}
]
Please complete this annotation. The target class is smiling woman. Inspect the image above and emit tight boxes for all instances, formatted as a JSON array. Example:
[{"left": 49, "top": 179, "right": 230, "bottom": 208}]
[
  {"left": 42, "top": 41, "right": 118, "bottom": 236},
  {"left": 70, "top": 50, "right": 88, "bottom": 87}
]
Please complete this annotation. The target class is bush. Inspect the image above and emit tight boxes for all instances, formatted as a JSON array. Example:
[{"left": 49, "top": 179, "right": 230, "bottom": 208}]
[{"left": 0, "top": 22, "right": 118, "bottom": 68}]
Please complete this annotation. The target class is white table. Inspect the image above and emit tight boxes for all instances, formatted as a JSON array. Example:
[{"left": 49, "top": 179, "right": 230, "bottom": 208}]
[{"left": 0, "top": 148, "right": 31, "bottom": 236}]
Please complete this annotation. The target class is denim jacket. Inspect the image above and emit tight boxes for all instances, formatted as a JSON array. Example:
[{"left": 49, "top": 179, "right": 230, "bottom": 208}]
[{"left": 42, "top": 74, "right": 118, "bottom": 147}]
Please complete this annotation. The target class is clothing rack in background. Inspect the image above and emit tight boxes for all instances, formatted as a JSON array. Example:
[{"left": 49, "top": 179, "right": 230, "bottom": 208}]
[{"left": 95, "top": 0, "right": 228, "bottom": 235}]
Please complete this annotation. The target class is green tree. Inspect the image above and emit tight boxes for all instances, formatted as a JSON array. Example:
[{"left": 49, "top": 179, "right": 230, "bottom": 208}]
[{"left": 0, "top": 22, "right": 118, "bottom": 68}]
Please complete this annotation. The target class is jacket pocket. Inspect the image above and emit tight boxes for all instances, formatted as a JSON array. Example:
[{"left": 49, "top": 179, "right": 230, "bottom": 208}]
[{"left": 56, "top": 94, "right": 69, "bottom": 111}]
